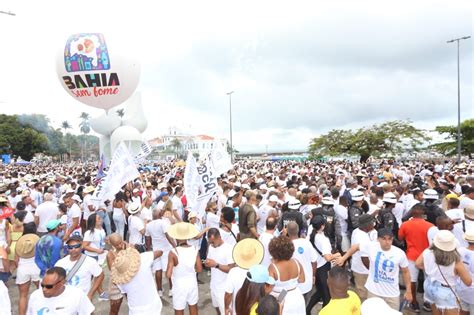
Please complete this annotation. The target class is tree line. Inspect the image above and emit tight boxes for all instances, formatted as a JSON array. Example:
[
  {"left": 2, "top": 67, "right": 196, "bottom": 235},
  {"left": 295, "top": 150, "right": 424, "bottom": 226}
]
[
  {"left": 308, "top": 119, "right": 474, "bottom": 162},
  {"left": 0, "top": 113, "right": 99, "bottom": 161}
]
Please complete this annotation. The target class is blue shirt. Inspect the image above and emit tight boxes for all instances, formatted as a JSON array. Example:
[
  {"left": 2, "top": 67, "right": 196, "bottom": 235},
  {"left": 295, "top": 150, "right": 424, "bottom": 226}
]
[{"left": 35, "top": 234, "right": 63, "bottom": 276}]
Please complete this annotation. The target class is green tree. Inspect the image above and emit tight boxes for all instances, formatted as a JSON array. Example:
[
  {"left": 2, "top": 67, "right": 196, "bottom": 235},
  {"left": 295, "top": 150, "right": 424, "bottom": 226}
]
[
  {"left": 432, "top": 119, "right": 474, "bottom": 158},
  {"left": 171, "top": 138, "right": 182, "bottom": 159},
  {"left": 0, "top": 114, "right": 49, "bottom": 160},
  {"left": 309, "top": 120, "right": 429, "bottom": 162},
  {"left": 79, "top": 112, "right": 91, "bottom": 161},
  {"left": 61, "top": 121, "right": 71, "bottom": 135}
]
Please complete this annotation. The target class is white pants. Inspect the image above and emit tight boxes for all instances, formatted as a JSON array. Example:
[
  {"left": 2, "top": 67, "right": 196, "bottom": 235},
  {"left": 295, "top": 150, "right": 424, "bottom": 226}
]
[
  {"left": 211, "top": 286, "right": 225, "bottom": 314},
  {"left": 113, "top": 214, "right": 125, "bottom": 239}
]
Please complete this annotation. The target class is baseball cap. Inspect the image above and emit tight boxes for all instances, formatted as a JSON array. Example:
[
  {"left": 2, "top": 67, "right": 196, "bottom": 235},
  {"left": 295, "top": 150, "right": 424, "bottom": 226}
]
[
  {"left": 247, "top": 264, "right": 275, "bottom": 285},
  {"left": 66, "top": 235, "right": 83, "bottom": 244},
  {"left": 46, "top": 219, "right": 61, "bottom": 231}
]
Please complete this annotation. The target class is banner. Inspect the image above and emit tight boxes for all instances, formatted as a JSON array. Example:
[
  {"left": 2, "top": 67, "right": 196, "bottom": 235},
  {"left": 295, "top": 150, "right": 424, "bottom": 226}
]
[
  {"left": 183, "top": 152, "right": 200, "bottom": 209},
  {"left": 210, "top": 142, "right": 233, "bottom": 176},
  {"left": 134, "top": 140, "right": 152, "bottom": 164},
  {"left": 92, "top": 142, "right": 140, "bottom": 203}
]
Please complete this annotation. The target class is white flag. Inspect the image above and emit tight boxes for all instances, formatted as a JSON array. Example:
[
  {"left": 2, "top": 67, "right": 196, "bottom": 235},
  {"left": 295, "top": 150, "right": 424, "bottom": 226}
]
[
  {"left": 134, "top": 141, "right": 153, "bottom": 164},
  {"left": 210, "top": 141, "right": 232, "bottom": 176},
  {"left": 92, "top": 142, "right": 140, "bottom": 203},
  {"left": 184, "top": 152, "right": 200, "bottom": 208}
]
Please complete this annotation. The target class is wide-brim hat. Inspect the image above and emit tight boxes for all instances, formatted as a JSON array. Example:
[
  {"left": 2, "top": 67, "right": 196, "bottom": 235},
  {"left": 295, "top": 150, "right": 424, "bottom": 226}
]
[
  {"left": 111, "top": 247, "right": 141, "bottom": 285},
  {"left": 83, "top": 186, "right": 95, "bottom": 194},
  {"left": 465, "top": 205, "right": 474, "bottom": 220},
  {"left": 128, "top": 201, "right": 141, "bottom": 214},
  {"left": 434, "top": 230, "right": 457, "bottom": 252},
  {"left": 232, "top": 238, "right": 264, "bottom": 270},
  {"left": 167, "top": 222, "right": 199, "bottom": 240},
  {"left": 16, "top": 234, "right": 40, "bottom": 258},
  {"left": 464, "top": 230, "right": 474, "bottom": 243}
]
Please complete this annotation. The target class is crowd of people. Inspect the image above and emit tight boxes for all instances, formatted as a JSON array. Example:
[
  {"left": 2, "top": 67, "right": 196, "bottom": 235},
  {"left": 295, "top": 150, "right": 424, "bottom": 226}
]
[{"left": 0, "top": 158, "right": 473, "bottom": 315}]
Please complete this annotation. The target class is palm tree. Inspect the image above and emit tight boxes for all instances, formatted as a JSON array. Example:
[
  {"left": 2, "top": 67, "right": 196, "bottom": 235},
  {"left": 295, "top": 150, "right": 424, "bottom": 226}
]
[
  {"left": 116, "top": 109, "right": 125, "bottom": 126},
  {"left": 61, "top": 121, "right": 71, "bottom": 135},
  {"left": 171, "top": 138, "right": 182, "bottom": 159},
  {"left": 79, "top": 112, "right": 91, "bottom": 161}
]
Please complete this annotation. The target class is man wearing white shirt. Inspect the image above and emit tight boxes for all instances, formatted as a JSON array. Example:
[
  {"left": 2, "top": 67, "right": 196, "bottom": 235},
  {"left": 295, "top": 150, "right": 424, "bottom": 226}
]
[
  {"left": 27, "top": 267, "right": 94, "bottom": 315},
  {"left": 205, "top": 228, "right": 234, "bottom": 315},
  {"left": 460, "top": 187, "right": 474, "bottom": 209},
  {"left": 288, "top": 222, "right": 317, "bottom": 302},
  {"left": 256, "top": 195, "right": 278, "bottom": 235},
  {"left": 34, "top": 193, "right": 59, "bottom": 235},
  {"left": 171, "top": 186, "right": 184, "bottom": 221},
  {"left": 259, "top": 216, "right": 277, "bottom": 267},
  {"left": 55, "top": 236, "right": 104, "bottom": 300}
]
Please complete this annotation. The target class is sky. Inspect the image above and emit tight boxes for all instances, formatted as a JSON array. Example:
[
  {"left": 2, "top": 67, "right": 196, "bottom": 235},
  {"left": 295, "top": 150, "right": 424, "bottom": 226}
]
[{"left": 0, "top": 0, "right": 472, "bottom": 153}]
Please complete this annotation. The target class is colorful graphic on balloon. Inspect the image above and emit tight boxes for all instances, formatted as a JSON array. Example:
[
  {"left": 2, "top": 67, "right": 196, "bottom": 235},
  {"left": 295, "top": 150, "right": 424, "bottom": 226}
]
[
  {"left": 64, "top": 33, "right": 110, "bottom": 72},
  {"left": 57, "top": 33, "right": 140, "bottom": 110}
]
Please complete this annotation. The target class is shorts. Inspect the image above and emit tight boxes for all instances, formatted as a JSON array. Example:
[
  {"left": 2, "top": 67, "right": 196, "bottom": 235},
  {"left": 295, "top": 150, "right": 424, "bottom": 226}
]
[
  {"left": 16, "top": 262, "right": 40, "bottom": 285},
  {"left": 407, "top": 260, "right": 420, "bottom": 282},
  {"left": 172, "top": 277, "right": 198, "bottom": 310},
  {"left": 108, "top": 280, "right": 123, "bottom": 300},
  {"left": 460, "top": 300, "right": 474, "bottom": 313},
  {"left": 152, "top": 250, "right": 169, "bottom": 272},
  {"left": 424, "top": 280, "right": 459, "bottom": 310},
  {"left": 211, "top": 286, "right": 225, "bottom": 313}
]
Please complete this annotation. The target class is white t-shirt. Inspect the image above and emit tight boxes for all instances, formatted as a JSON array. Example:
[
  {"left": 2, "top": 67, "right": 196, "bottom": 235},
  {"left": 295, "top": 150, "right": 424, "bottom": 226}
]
[
  {"left": 206, "top": 212, "right": 220, "bottom": 229},
  {"left": 118, "top": 252, "right": 162, "bottom": 315},
  {"left": 257, "top": 204, "right": 275, "bottom": 235},
  {"left": 55, "top": 255, "right": 103, "bottom": 294},
  {"left": 219, "top": 224, "right": 239, "bottom": 247},
  {"left": 145, "top": 219, "right": 172, "bottom": 251},
  {"left": 446, "top": 209, "right": 468, "bottom": 247},
  {"left": 459, "top": 197, "right": 474, "bottom": 210},
  {"left": 27, "top": 285, "right": 94, "bottom": 315},
  {"left": 224, "top": 266, "right": 247, "bottom": 314},
  {"left": 67, "top": 203, "right": 82, "bottom": 236},
  {"left": 24, "top": 211, "right": 35, "bottom": 224},
  {"left": 351, "top": 228, "right": 378, "bottom": 274},
  {"left": 361, "top": 242, "right": 409, "bottom": 297},
  {"left": 128, "top": 215, "right": 145, "bottom": 245},
  {"left": 35, "top": 201, "right": 59, "bottom": 233},
  {"left": 292, "top": 238, "right": 318, "bottom": 294},
  {"left": 171, "top": 195, "right": 184, "bottom": 220},
  {"left": 334, "top": 204, "right": 348, "bottom": 236},
  {"left": 82, "top": 194, "right": 95, "bottom": 221},
  {"left": 83, "top": 229, "right": 106, "bottom": 257},
  {"left": 207, "top": 242, "right": 234, "bottom": 291},
  {"left": 139, "top": 207, "right": 152, "bottom": 223},
  {"left": 259, "top": 231, "right": 275, "bottom": 267},
  {"left": 313, "top": 232, "right": 332, "bottom": 268}
]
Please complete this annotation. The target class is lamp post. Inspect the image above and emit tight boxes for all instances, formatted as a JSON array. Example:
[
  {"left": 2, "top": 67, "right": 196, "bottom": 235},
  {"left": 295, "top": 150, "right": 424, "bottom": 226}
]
[
  {"left": 447, "top": 36, "right": 471, "bottom": 163},
  {"left": 227, "top": 91, "right": 234, "bottom": 164}
]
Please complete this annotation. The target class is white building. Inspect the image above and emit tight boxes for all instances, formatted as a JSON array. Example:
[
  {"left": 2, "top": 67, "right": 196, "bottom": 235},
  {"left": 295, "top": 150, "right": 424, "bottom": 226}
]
[{"left": 149, "top": 126, "right": 227, "bottom": 159}]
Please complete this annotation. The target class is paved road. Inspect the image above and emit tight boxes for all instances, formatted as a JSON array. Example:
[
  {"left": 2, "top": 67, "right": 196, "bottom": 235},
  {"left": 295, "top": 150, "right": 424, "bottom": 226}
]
[{"left": 6, "top": 269, "right": 430, "bottom": 314}]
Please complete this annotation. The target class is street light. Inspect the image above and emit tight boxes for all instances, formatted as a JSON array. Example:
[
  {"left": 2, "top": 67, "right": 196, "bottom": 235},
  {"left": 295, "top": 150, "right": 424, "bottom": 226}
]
[
  {"left": 0, "top": 10, "right": 16, "bottom": 16},
  {"left": 227, "top": 91, "right": 234, "bottom": 164},
  {"left": 447, "top": 35, "right": 471, "bottom": 163}
]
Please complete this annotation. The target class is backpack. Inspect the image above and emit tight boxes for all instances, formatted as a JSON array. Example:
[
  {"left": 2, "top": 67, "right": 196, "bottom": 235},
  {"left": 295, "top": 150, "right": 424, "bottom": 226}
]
[{"left": 347, "top": 205, "right": 363, "bottom": 234}]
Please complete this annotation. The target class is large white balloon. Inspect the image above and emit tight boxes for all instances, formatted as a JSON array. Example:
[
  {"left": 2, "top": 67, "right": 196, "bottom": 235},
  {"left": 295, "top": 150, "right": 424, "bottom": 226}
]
[
  {"left": 121, "top": 92, "right": 148, "bottom": 133},
  {"left": 57, "top": 33, "right": 140, "bottom": 110},
  {"left": 110, "top": 125, "right": 143, "bottom": 156},
  {"left": 90, "top": 110, "right": 121, "bottom": 136}
]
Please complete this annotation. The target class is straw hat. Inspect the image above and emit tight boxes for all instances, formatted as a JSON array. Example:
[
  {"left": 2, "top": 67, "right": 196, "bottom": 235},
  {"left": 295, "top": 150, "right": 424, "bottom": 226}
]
[
  {"left": 83, "top": 186, "right": 95, "bottom": 194},
  {"left": 465, "top": 205, "right": 474, "bottom": 220},
  {"left": 433, "top": 230, "right": 457, "bottom": 252},
  {"left": 127, "top": 201, "right": 141, "bottom": 215},
  {"left": 464, "top": 230, "right": 474, "bottom": 243},
  {"left": 232, "top": 239, "right": 264, "bottom": 270},
  {"left": 111, "top": 247, "right": 141, "bottom": 285},
  {"left": 167, "top": 222, "right": 199, "bottom": 240},
  {"left": 16, "top": 234, "right": 40, "bottom": 259}
]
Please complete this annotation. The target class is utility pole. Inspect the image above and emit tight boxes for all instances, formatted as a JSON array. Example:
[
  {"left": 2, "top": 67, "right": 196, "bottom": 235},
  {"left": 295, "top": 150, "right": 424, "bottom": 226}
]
[
  {"left": 227, "top": 91, "right": 234, "bottom": 164},
  {"left": 447, "top": 36, "right": 471, "bottom": 163}
]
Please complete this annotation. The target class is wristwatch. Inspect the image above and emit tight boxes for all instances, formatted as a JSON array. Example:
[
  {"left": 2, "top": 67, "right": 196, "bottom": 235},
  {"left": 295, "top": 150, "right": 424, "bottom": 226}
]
[{"left": 215, "top": 264, "right": 220, "bottom": 269}]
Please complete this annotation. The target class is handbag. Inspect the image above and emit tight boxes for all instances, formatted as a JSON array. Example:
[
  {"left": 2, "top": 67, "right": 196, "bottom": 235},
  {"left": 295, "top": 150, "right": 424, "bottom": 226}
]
[{"left": 436, "top": 263, "right": 462, "bottom": 309}]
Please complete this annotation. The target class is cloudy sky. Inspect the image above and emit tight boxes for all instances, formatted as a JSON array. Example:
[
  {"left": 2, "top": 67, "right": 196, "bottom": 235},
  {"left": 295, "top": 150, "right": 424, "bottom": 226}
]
[{"left": 0, "top": 0, "right": 472, "bottom": 153}]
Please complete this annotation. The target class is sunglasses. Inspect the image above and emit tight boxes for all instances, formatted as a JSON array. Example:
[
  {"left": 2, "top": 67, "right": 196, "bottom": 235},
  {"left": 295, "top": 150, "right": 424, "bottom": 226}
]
[
  {"left": 66, "top": 243, "right": 82, "bottom": 250},
  {"left": 41, "top": 280, "right": 62, "bottom": 289}
]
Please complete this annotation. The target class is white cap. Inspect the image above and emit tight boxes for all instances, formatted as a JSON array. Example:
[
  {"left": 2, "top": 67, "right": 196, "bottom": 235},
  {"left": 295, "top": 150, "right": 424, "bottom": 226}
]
[
  {"left": 269, "top": 195, "right": 279, "bottom": 203},
  {"left": 259, "top": 184, "right": 268, "bottom": 190},
  {"left": 298, "top": 184, "right": 308, "bottom": 191},
  {"left": 65, "top": 188, "right": 75, "bottom": 195},
  {"left": 242, "top": 184, "right": 251, "bottom": 190},
  {"left": 234, "top": 182, "right": 242, "bottom": 188},
  {"left": 382, "top": 192, "right": 397, "bottom": 204},
  {"left": 423, "top": 189, "right": 439, "bottom": 200},
  {"left": 287, "top": 199, "right": 301, "bottom": 210},
  {"left": 350, "top": 189, "right": 364, "bottom": 202},
  {"left": 321, "top": 197, "right": 335, "bottom": 205},
  {"left": 228, "top": 190, "right": 237, "bottom": 198},
  {"left": 71, "top": 195, "right": 82, "bottom": 202}
]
